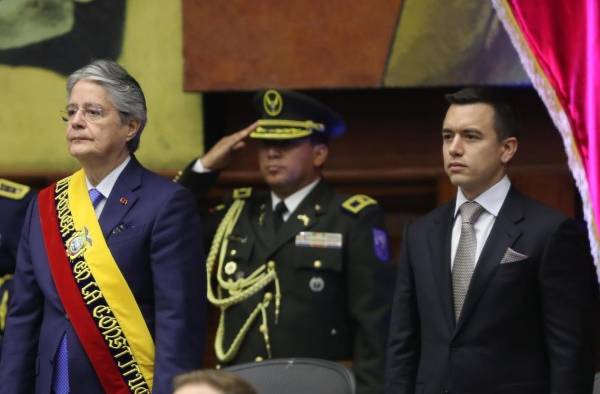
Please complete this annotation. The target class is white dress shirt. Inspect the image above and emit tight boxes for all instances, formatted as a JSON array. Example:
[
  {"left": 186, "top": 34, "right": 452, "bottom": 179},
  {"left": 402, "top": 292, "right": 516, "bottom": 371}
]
[
  {"left": 451, "top": 175, "right": 511, "bottom": 269},
  {"left": 85, "top": 156, "right": 131, "bottom": 218},
  {"left": 271, "top": 179, "right": 320, "bottom": 222}
]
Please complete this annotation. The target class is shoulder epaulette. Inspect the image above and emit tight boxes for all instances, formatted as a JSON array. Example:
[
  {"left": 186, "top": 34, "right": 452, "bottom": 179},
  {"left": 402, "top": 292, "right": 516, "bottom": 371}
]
[
  {"left": 232, "top": 187, "right": 252, "bottom": 200},
  {"left": 342, "top": 194, "right": 377, "bottom": 215},
  {"left": 0, "top": 179, "right": 30, "bottom": 200}
]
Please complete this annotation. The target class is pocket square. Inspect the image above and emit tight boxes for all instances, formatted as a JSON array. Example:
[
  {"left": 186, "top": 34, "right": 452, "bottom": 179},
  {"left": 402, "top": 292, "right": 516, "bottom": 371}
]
[{"left": 500, "top": 247, "right": 528, "bottom": 264}]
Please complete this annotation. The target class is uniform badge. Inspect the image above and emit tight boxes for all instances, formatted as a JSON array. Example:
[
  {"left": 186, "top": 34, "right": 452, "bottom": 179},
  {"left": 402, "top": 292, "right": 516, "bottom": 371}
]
[
  {"left": 295, "top": 232, "right": 342, "bottom": 249},
  {"left": 66, "top": 227, "right": 92, "bottom": 260},
  {"left": 372, "top": 228, "right": 390, "bottom": 262},
  {"left": 309, "top": 276, "right": 325, "bottom": 292},
  {"left": 263, "top": 89, "right": 283, "bottom": 117}
]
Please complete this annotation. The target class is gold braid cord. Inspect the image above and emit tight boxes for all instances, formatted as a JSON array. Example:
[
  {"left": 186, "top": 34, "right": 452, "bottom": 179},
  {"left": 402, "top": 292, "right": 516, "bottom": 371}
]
[
  {"left": 206, "top": 199, "right": 281, "bottom": 363},
  {"left": 0, "top": 274, "right": 12, "bottom": 332}
]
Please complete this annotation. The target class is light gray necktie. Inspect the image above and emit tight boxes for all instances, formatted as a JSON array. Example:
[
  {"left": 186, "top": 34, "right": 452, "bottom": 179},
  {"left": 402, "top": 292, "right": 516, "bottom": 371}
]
[{"left": 452, "top": 201, "right": 484, "bottom": 321}]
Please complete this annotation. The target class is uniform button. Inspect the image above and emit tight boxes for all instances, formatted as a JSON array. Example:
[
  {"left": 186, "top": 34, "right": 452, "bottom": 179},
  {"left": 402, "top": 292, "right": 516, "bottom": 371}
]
[
  {"left": 230, "top": 249, "right": 237, "bottom": 256},
  {"left": 255, "top": 356, "right": 263, "bottom": 362},
  {"left": 267, "top": 260, "right": 275, "bottom": 269},
  {"left": 313, "top": 260, "right": 322, "bottom": 269},
  {"left": 330, "top": 328, "right": 337, "bottom": 336},
  {"left": 224, "top": 261, "right": 237, "bottom": 275}
]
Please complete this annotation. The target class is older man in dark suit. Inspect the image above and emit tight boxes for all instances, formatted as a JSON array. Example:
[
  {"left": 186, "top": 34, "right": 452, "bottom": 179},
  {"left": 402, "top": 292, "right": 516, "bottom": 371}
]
[
  {"left": 385, "top": 87, "right": 598, "bottom": 394},
  {"left": 0, "top": 60, "right": 206, "bottom": 394}
]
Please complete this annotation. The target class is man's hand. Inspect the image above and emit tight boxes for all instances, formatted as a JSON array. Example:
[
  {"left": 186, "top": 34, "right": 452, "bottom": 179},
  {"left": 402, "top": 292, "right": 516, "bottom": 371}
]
[{"left": 201, "top": 122, "right": 256, "bottom": 170}]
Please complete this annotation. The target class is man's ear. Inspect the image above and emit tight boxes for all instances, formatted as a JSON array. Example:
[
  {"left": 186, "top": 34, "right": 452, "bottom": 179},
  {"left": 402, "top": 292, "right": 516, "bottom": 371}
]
[
  {"left": 125, "top": 119, "right": 140, "bottom": 141},
  {"left": 500, "top": 137, "right": 518, "bottom": 164},
  {"left": 313, "top": 144, "right": 329, "bottom": 167}
]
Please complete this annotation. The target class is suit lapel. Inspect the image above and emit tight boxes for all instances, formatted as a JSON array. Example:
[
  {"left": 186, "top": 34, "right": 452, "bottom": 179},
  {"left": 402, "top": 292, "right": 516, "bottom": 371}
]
[
  {"left": 453, "top": 188, "right": 524, "bottom": 335},
  {"left": 429, "top": 201, "right": 456, "bottom": 331},
  {"left": 265, "top": 181, "right": 331, "bottom": 257},
  {"left": 99, "top": 157, "right": 142, "bottom": 239}
]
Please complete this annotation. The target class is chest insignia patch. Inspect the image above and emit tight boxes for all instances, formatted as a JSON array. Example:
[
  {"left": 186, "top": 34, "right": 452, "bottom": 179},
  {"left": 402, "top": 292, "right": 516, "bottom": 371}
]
[{"left": 295, "top": 231, "right": 342, "bottom": 249}]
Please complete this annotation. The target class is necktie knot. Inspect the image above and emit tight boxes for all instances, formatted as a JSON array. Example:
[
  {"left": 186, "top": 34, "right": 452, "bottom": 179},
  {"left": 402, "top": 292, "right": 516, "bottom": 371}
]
[
  {"left": 459, "top": 201, "right": 484, "bottom": 224},
  {"left": 274, "top": 201, "right": 287, "bottom": 217},
  {"left": 89, "top": 188, "right": 104, "bottom": 209}
]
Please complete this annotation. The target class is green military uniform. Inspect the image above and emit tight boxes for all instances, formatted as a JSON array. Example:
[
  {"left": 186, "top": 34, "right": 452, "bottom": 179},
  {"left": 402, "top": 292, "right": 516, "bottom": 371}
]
[
  {"left": 179, "top": 169, "right": 394, "bottom": 394},
  {"left": 177, "top": 89, "right": 395, "bottom": 394},
  {"left": 0, "top": 178, "right": 32, "bottom": 355}
]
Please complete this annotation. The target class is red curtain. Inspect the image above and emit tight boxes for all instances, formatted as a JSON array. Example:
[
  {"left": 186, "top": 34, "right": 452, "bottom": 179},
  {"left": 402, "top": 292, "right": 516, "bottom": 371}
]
[{"left": 492, "top": 0, "right": 600, "bottom": 275}]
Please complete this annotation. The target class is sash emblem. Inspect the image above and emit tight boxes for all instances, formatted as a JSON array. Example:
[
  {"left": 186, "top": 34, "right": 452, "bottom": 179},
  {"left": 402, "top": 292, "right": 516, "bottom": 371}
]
[{"left": 66, "top": 227, "right": 92, "bottom": 260}]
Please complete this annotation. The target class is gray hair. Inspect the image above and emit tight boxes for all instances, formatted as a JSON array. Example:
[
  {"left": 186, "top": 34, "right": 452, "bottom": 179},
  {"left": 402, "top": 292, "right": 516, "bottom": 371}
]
[{"left": 67, "top": 59, "right": 147, "bottom": 152}]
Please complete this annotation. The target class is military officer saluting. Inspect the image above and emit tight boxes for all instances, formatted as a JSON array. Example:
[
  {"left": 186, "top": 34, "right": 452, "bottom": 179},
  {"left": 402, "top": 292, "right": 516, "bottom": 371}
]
[
  {"left": 0, "top": 178, "right": 32, "bottom": 355},
  {"left": 177, "top": 89, "right": 395, "bottom": 394}
]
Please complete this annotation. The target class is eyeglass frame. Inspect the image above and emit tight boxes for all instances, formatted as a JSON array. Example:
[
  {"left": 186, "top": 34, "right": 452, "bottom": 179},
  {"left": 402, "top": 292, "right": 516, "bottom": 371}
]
[{"left": 60, "top": 103, "right": 129, "bottom": 123}]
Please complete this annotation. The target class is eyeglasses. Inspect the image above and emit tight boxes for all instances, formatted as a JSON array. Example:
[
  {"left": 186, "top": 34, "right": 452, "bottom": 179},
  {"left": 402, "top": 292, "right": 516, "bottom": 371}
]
[{"left": 60, "top": 104, "right": 116, "bottom": 123}]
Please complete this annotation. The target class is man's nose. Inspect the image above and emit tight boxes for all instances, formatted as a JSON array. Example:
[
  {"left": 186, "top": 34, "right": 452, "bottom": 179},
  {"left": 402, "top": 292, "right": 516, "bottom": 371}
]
[
  {"left": 448, "top": 135, "right": 463, "bottom": 156},
  {"left": 70, "top": 109, "right": 87, "bottom": 128}
]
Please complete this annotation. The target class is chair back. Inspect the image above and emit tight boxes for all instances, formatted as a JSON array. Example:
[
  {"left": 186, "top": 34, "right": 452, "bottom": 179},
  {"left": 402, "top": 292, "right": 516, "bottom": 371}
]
[{"left": 223, "top": 358, "right": 355, "bottom": 394}]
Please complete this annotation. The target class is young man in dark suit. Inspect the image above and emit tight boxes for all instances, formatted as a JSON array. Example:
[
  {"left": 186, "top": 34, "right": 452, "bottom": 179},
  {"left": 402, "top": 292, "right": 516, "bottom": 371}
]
[{"left": 385, "top": 87, "right": 598, "bottom": 394}]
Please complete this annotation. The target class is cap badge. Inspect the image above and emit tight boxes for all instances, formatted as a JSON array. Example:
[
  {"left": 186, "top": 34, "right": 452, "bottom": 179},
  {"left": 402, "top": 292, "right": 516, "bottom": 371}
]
[{"left": 263, "top": 89, "right": 283, "bottom": 117}]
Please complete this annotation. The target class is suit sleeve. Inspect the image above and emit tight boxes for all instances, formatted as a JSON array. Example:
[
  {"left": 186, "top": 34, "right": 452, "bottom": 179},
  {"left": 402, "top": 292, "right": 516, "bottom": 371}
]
[
  {"left": 0, "top": 198, "right": 43, "bottom": 393},
  {"left": 175, "top": 159, "right": 224, "bottom": 247},
  {"left": 175, "top": 159, "right": 220, "bottom": 201},
  {"left": 384, "top": 222, "right": 420, "bottom": 394},
  {"left": 539, "top": 219, "right": 599, "bottom": 394},
  {"left": 346, "top": 205, "right": 396, "bottom": 394},
  {"left": 149, "top": 188, "right": 206, "bottom": 394}
]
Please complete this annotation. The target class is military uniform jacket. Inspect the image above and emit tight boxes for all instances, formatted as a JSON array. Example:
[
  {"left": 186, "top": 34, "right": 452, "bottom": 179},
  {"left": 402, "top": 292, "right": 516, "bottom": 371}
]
[{"left": 179, "top": 166, "right": 395, "bottom": 394}]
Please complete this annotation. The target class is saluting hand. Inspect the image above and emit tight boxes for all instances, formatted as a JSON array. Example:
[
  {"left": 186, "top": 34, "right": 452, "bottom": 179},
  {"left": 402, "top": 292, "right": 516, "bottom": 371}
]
[{"left": 201, "top": 122, "right": 256, "bottom": 170}]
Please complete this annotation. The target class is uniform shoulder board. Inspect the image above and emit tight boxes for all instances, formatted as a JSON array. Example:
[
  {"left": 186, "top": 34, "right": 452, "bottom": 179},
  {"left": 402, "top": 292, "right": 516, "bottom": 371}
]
[
  {"left": 0, "top": 179, "right": 30, "bottom": 200},
  {"left": 232, "top": 187, "right": 252, "bottom": 200},
  {"left": 342, "top": 194, "right": 377, "bottom": 215}
]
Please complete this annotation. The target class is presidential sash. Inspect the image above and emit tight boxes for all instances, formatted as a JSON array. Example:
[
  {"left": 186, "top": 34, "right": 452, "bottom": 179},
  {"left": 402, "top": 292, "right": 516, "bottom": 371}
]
[{"left": 39, "top": 170, "right": 154, "bottom": 393}]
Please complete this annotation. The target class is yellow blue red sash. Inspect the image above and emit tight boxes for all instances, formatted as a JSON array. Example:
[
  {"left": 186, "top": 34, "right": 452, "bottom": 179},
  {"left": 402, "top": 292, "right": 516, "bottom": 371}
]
[{"left": 39, "top": 170, "right": 154, "bottom": 393}]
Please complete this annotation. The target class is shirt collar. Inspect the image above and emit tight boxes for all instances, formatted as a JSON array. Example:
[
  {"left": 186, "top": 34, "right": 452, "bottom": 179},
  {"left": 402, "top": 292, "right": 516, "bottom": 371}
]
[
  {"left": 455, "top": 175, "right": 511, "bottom": 218},
  {"left": 85, "top": 156, "right": 131, "bottom": 199},
  {"left": 271, "top": 178, "right": 321, "bottom": 213}
]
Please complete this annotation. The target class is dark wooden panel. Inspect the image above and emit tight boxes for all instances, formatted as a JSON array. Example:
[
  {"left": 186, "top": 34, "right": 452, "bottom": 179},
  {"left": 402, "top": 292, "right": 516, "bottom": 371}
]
[{"left": 182, "top": 0, "right": 403, "bottom": 91}]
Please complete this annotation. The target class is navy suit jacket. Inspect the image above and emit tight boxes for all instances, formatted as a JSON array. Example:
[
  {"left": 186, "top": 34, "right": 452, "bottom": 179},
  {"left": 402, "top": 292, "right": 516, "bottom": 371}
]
[
  {"left": 0, "top": 158, "right": 207, "bottom": 394},
  {"left": 385, "top": 187, "right": 598, "bottom": 394}
]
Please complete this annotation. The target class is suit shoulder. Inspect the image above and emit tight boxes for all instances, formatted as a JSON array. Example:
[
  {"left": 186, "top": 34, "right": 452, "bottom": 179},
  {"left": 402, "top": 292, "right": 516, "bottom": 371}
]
[
  {"left": 0, "top": 179, "right": 31, "bottom": 201},
  {"left": 140, "top": 168, "right": 193, "bottom": 200},
  {"left": 408, "top": 201, "right": 453, "bottom": 231}
]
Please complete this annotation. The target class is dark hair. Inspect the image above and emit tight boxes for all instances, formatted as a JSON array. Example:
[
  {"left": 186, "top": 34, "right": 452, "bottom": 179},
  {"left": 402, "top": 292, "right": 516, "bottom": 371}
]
[
  {"left": 173, "top": 369, "right": 257, "bottom": 394},
  {"left": 67, "top": 59, "right": 147, "bottom": 153},
  {"left": 445, "top": 87, "right": 519, "bottom": 141}
]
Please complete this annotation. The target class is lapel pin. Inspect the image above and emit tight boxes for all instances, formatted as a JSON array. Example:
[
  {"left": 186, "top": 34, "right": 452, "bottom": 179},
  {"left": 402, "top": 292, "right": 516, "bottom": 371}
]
[
  {"left": 297, "top": 214, "right": 310, "bottom": 226},
  {"left": 119, "top": 197, "right": 128, "bottom": 205}
]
